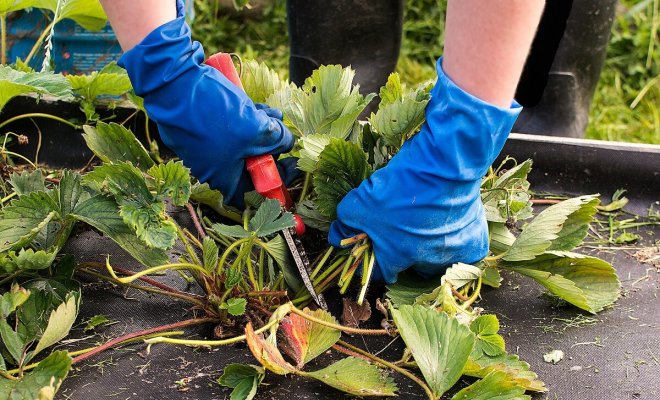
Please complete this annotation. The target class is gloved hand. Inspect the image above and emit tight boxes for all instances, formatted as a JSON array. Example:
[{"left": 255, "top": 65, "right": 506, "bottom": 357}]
[
  {"left": 118, "top": 0, "right": 294, "bottom": 207},
  {"left": 328, "top": 58, "right": 522, "bottom": 283}
]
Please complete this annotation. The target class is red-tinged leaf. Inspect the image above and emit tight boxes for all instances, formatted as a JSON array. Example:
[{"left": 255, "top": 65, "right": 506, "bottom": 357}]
[
  {"left": 245, "top": 323, "right": 296, "bottom": 375},
  {"left": 280, "top": 308, "right": 341, "bottom": 368}
]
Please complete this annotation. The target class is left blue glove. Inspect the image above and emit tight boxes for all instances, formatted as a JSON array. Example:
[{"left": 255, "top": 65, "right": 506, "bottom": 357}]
[{"left": 118, "top": 1, "right": 294, "bottom": 207}]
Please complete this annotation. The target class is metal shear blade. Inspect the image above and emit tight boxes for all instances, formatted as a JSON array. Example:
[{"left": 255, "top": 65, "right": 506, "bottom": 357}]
[{"left": 282, "top": 228, "right": 327, "bottom": 309}]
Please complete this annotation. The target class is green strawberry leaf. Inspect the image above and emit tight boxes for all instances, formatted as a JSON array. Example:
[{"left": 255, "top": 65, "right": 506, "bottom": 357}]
[
  {"left": 248, "top": 199, "right": 294, "bottom": 237},
  {"left": 202, "top": 237, "right": 219, "bottom": 273},
  {"left": 190, "top": 182, "right": 235, "bottom": 219},
  {"left": 119, "top": 202, "right": 177, "bottom": 250},
  {"left": 414, "top": 283, "right": 457, "bottom": 315},
  {"left": 83, "top": 162, "right": 151, "bottom": 203},
  {"left": 0, "top": 286, "right": 30, "bottom": 319},
  {"left": 378, "top": 73, "right": 404, "bottom": 106},
  {"left": 55, "top": 170, "right": 86, "bottom": 217},
  {"left": 0, "top": 0, "right": 38, "bottom": 14},
  {"left": 441, "top": 263, "right": 483, "bottom": 290},
  {"left": 71, "top": 195, "right": 169, "bottom": 267},
  {"left": 305, "top": 357, "right": 397, "bottom": 397},
  {"left": 67, "top": 62, "right": 131, "bottom": 99},
  {"left": 15, "top": 279, "right": 76, "bottom": 345},
  {"left": 0, "top": 191, "right": 58, "bottom": 252},
  {"left": 463, "top": 352, "right": 546, "bottom": 393},
  {"left": 0, "top": 319, "right": 25, "bottom": 364},
  {"left": 241, "top": 59, "right": 285, "bottom": 104},
  {"left": 221, "top": 298, "right": 247, "bottom": 316},
  {"left": 9, "top": 170, "right": 45, "bottom": 195},
  {"left": 295, "top": 200, "right": 331, "bottom": 232},
  {"left": 297, "top": 134, "right": 331, "bottom": 173},
  {"left": 212, "top": 224, "right": 251, "bottom": 239},
  {"left": 84, "top": 163, "right": 176, "bottom": 249},
  {"left": 31, "top": 294, "right": 78, "bottom": 357},
  {"left": 0, "top": 66, "right": 71, "bottom": 113},
  {"left": 35, "top": 0, "right": 108, "bottom": 31},
  {"left": 218, "top": 363, "right": 265, "bottom": 400},
  {"left": 482, "top": 266, "right": 502, "bottom": 288},
  {"left": 451, "top": 370, "right": 530, "bottom": 400},
  {"left": 391, "top": 305, "right": 475, "bottom": 397},
  {"left": 0, "top": 351, "right": 72, "bottom": 400},
  {"left": 482, "top": 159, "right": 533, "bottom": 224},
  {"left": 488, "top": 222, "right": 516, "bottom": 255},
  {"left": 313, "top": 139, "right": 372, "bottom": 219},
  {"left": 67, "top": 62, "right": 131, "bottom": 120},
  {"left": 148, "top": 161, "right": 192, "bottom": 206},
  {"left": 259, "top": 235, "right": 302, "bottom": 294},
  {"left": 267, "top": 65, "right": 375, "bottom": 138},
  {"left": 385, "top": 270, "right": 443, "bottom": 307},
  {"left": 82, "top": 122, "right": 154, "bottom": 171},
  {"left": 369, "top": 82, "right": 430, "bottom": 148},
  {"left": 470, "top": 315, "right": 506, "bottom": 357},
  {"left": 547, "top": 197, "right": 599, "bottom": 251},
  {"left": 0, "top": 248, "right": 57, "bottom": 274},
  {"left": 504, "top": 196, "right": 599, "bottom": 262},
  {"left": 503, "top": 251, "right": 620, "bottom": 313}
]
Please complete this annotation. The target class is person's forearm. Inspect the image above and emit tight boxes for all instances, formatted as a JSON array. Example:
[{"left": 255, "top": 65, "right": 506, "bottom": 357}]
[
  {"left": 443, "top": 0, "right": 545, "bottom": 108},
  {"left": 99, "top": 0, "right": 177, "bottom": 51}
]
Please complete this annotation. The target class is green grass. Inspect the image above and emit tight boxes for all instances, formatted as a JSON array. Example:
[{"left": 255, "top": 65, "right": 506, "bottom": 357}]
[
  {"left": 192, "top": 0, "right": 289, "bottom": 75},
  {"left": 191, "top": 0, "right": 659, "bottom": 144},
  {"left": 587, "top": 0, "right": 659, "bottom": 144}
]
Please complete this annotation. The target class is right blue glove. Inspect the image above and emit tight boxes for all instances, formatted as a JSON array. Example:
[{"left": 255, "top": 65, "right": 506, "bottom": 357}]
[
  {"left": 329, "top": 58, "right": 522, "bottom": 284},
  {"left": 118, "top": 0, "right": 294, "bottom": 207}
]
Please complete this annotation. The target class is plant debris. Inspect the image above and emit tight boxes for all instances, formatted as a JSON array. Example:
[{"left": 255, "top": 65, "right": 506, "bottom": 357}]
[{"left": 543, "top": 350, "right": 565, "bottom": 365}]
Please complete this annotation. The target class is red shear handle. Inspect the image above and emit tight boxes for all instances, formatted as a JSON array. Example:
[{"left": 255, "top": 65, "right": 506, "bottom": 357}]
[
  {"left": 205, "top": 53, "right": 244, "bottom": 90},
  {"left": 244, "top": 154, "right": 293, "bottom": 209},
  {"left": 204, "top": 53, "right": 303, "bottom": 234}
]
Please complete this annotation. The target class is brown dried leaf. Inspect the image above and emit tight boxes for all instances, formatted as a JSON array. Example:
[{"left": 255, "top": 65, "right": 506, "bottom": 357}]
[
  {"left": 375, "top": 298, "right": 389, "bottom": 317},
  {"left": 342, "top": 298, "right": 372, "bottom": 328}
]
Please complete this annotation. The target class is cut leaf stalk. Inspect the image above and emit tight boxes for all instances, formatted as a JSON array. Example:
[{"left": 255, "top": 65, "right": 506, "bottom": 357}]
[
  {"left": 144, "top": 318, "right": 280, "bottom": 348},
  {"left": 310, "top": 247, "right": 334, "bottom": 279},
  {"left": 357, "top": 251, "right": 376, "bottom": 305},
  {"left": 0, "top": 113, "right": 80, "bottom": 131},
  {"left": 105, "top": 258, "right": 208, "bottom": 285},
  {"left": 340, "top": 233, "right": 368, "bottom": 246},
  {"left": 289, "top": 304, "right": 390, "bottom": 336},
  {"left": 339, "top": 260, "right": 360, "bottom": 294},
  {"left": 77, "top": 267, "right": 205, "bottom": 307}
]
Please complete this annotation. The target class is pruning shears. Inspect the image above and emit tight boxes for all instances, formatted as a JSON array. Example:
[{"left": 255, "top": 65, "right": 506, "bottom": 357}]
[{"left": 205, "top": 53, "right": 328, "bottom": 310}]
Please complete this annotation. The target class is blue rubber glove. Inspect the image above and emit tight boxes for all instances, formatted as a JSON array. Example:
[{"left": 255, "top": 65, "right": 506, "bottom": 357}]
[
  {"left": 328, "top": 59, "right": 522, "bottom": 284},
  {"left": 118, "top": 1, "right": 294, "bottom": 207}
]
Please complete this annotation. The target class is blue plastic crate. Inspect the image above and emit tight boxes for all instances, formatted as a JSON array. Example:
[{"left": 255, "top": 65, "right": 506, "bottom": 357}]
[
  {"left": 6, "top": 2, "right": 195, "bottom": 75},
  {"left": 6, "top": 9, "right": 122, "bottom": 74}
]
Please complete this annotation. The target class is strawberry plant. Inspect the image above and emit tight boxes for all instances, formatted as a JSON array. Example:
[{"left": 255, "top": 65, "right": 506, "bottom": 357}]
[{"left": 0, "top": 57, "right": 623, "bottom": 399}]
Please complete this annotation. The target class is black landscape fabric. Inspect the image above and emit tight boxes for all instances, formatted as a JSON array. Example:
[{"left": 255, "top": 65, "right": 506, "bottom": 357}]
[{"left": 53, "top": 135, "right": 659, "bottom": 400}]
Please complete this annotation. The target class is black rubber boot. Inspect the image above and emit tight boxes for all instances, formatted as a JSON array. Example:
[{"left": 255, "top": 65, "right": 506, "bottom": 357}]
[
  {"left": 514, "top": 0, "right": 618, "bottom": 138},
  {"left": 286, "top": 0, "right": 404, "bottom": 97}
]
